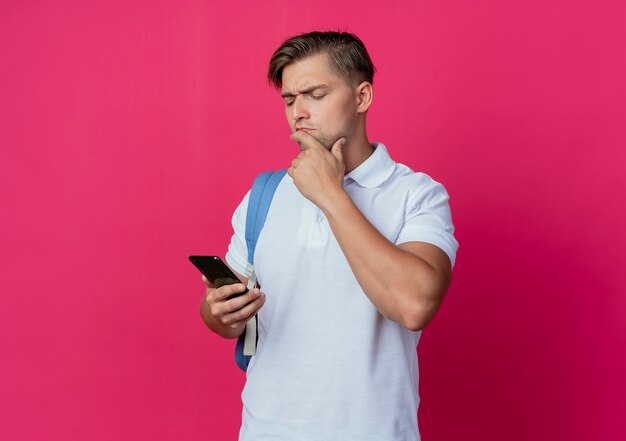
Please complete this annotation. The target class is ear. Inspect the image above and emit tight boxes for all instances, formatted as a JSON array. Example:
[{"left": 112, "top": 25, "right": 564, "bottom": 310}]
[{"left": 355, "top": 81, "right": 373, "bottom": 113}]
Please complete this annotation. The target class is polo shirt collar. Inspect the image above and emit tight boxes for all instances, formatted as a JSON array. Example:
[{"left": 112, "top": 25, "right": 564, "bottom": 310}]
[{"left": 344, "top": 142, "right": 396, "bottom": 188}]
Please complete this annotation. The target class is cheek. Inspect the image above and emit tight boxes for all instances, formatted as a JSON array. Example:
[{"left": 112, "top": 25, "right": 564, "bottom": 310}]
[{"left": 324, "top": 100, "right": 354, "bottom": 131}]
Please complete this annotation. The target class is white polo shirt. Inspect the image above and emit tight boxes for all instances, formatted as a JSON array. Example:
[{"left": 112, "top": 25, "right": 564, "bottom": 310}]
[{"left": 226, "top": 143, "right": 458, "bottom": 441}]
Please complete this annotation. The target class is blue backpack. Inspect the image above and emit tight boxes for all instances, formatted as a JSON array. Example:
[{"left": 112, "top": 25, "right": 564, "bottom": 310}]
[{"left": 235, "top": 169, "right": 287, "bottom": 372}]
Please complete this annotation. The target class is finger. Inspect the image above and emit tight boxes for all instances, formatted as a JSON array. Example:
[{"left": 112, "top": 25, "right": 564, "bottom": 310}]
[
  {"left": 288, "top": 158, "right": 300, "bottom": 179},
  {"left": 213, "top": 283, "right": 248, "bottom": 301},
  {"left": 201, "top": 275, "right": 214, "bottom": 287},
  {"left": 223, "top": 287, "right": 263, "bottom": 312},
  {"left": 214, "top": 287, "right": 262, "bottom": 316},
  {"left": 331, "top": 137, "right": 346, "bottom": 162},
  {"left": 290, "top": 130, "right": 324, "bottom": 151},
  {"left": 221, "top": 293, "right": 267, "bottom": 326}
]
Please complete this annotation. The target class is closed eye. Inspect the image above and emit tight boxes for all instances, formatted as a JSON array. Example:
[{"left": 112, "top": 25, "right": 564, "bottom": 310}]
[{"left": 284, "top": 92, "right": 326, "bottom": 106}]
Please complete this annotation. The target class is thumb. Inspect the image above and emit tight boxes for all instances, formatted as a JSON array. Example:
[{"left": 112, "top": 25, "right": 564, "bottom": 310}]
[{"left": 331, "top": 137, "right": 346, "bottom": 162}]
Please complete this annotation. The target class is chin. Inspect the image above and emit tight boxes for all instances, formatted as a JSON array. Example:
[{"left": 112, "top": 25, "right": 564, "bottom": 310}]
[
  {"left": 317, "top": 137, "right": 335, "bottom": 150},
  {"left": 307, "top": 134, "right": 333, "bottom": 150}
]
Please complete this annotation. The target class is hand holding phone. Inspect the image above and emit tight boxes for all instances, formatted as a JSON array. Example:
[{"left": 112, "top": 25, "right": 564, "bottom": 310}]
[{"left": 192, "top": 255, "right": 266, "bottom": 338}]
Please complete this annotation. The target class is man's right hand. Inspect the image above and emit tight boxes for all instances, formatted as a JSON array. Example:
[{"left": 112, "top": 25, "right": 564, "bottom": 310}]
[{"left": 199, "top": 275, "right": 266, "bottom": 339}]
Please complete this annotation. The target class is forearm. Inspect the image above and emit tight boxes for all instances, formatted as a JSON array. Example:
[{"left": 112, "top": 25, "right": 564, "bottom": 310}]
[{"left": 322, "top": 190, "right": 446, "bottom": 331}]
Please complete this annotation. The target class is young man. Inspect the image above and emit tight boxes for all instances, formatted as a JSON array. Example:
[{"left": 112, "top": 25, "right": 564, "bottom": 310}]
[{"left": 200, "top": 31, "right": 458, "bottom": 441}]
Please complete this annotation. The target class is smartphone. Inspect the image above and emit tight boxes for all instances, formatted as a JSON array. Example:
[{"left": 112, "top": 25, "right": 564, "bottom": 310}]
[{"left": 189, "top": 255, "right": 248, "bottom": 299}]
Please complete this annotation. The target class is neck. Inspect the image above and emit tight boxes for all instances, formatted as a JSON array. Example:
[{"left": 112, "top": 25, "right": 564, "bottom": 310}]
[{"left": 343, "top": 132, "right": 373, "bottom": 174}]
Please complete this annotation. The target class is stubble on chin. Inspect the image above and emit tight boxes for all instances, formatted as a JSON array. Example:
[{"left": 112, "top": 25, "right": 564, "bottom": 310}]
[
  {"left": 319, "top": 139, "right": 334, "bottom": 150},
  {"left": 310, "top": 133, "right": 334, "bottom": 150},
  {"left": 292, "top": 125, "right": 339, "bottom": 150},
  {"left": 294, "top": 133, "right": 333, "bottom": 151}
]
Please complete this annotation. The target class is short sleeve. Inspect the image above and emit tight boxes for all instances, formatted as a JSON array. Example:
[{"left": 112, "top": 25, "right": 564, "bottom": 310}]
[
  {"left": 395, "top": 177, "right": 459, "bottom": 268},
  {"left": 225, "top": 190, "right": 251, "bottom": 276}
]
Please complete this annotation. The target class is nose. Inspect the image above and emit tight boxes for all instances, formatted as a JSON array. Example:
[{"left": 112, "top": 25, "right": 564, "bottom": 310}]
[{"left": 291, "top": 95, "right": 310, "bottom": 121}]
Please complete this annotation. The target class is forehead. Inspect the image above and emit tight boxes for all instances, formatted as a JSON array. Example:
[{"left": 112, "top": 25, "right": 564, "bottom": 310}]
[{"left": 281, "top": 53, "right": 344, "bottom": 93}]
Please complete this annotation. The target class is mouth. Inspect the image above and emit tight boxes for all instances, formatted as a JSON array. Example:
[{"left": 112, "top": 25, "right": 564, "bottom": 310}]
[{"left": 295, "top": 127, "right": 315, "bottom": 132}]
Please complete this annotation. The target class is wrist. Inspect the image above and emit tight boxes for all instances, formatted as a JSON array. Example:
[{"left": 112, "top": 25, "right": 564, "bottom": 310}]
[{"left": 320, "top": 185, "right": 351, "bottom": 217}]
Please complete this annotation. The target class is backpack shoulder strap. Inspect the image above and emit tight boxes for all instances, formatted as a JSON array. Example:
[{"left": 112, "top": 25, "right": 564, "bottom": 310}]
[
  {"left": 235, "top": 169, "right": 287, "bottom": 372},
  {"left": 245, "top": 169, "right": 288, "bottom": 266}
]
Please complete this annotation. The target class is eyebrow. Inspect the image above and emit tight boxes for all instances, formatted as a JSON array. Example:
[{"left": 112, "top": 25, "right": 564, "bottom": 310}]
[{"left": 281, "top": 84, "right": 329, "bottom": 99}]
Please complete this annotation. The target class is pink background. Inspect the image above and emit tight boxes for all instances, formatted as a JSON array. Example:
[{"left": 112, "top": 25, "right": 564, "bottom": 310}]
[{"left": 1, "top": 1, "right": 625, "bottom": 439}]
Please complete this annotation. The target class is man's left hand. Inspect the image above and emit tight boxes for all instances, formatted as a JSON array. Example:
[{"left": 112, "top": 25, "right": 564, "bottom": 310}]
[{"left": 288, "top": 131, "right": 347, "bottom": 210}]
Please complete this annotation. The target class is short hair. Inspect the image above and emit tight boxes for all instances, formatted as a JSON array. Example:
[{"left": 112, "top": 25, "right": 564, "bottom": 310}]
[{"left": 267, "top": 31, "right": 376, "bottom": 89}]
